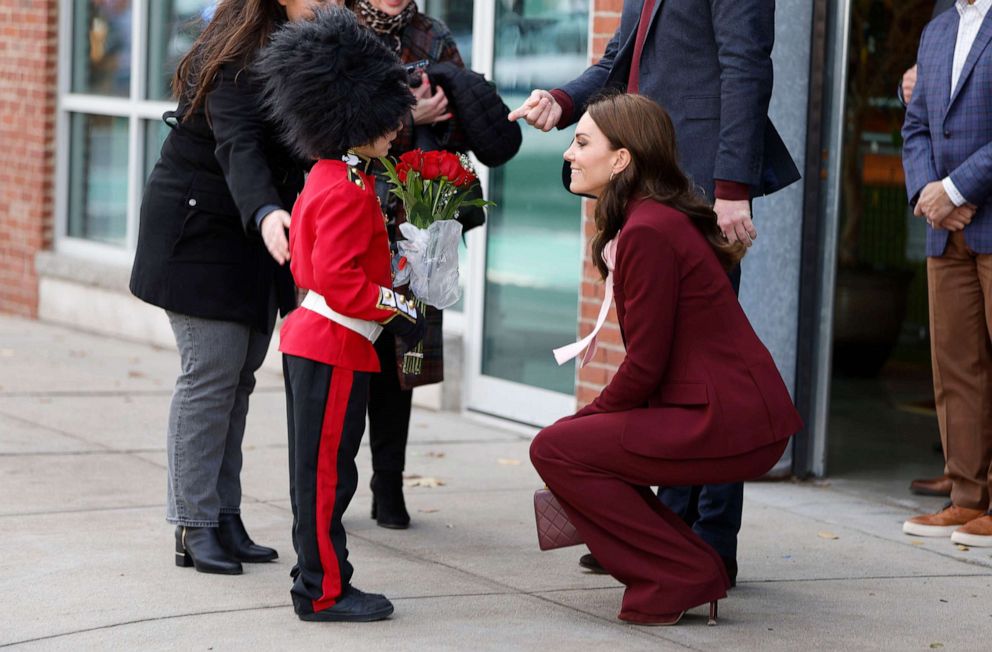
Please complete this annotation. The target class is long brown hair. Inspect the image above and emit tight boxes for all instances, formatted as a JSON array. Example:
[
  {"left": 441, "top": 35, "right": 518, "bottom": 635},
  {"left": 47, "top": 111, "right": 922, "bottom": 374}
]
[
  {"left": 585, "top": 93, "right": 746, "bottom": 279},
  {"left": 173, "top": 0, "right": 288, "bottom": 119}
]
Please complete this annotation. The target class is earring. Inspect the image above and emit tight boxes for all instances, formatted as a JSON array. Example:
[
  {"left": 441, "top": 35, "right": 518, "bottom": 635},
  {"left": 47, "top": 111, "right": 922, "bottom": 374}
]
[{"left": 609, "top": 170, "right": 616, "bottom": 181}]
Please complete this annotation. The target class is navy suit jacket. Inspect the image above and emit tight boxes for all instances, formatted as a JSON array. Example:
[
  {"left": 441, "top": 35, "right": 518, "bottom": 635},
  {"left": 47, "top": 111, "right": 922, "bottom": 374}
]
[
  {"left": 558, "top": 0, "right": 799, "bottom": 200},
  {"left": 903, "top": 6, "right": 992, "bottom": 256}
]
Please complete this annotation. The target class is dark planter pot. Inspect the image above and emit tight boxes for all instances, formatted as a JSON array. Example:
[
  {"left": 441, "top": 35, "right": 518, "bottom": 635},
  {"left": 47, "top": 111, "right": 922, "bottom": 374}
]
[{"left": 832, "top": 267, "right": 915, "bottom": 378}]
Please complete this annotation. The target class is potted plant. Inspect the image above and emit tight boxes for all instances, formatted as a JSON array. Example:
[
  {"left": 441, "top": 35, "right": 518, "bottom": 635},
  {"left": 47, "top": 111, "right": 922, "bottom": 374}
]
[{"left": 832, "top": 0, "right": 929, "bottom": 377}]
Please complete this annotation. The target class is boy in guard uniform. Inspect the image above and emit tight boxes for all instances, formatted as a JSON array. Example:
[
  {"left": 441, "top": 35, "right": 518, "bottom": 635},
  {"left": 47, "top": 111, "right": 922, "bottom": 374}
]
[{"left": 255, "top": 8, "right": 422, "bottom": 622}]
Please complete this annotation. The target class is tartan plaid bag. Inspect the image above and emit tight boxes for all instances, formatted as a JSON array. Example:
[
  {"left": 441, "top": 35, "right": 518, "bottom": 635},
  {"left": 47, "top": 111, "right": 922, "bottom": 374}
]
[{"left": 395, "top": 304, "right": 444, "bottom": 390}]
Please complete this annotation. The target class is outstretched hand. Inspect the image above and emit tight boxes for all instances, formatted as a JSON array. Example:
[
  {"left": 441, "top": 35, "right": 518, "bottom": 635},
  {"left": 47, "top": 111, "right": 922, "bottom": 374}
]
[{"left": 508, "top": 89, "right": 562, "bottom": 132}]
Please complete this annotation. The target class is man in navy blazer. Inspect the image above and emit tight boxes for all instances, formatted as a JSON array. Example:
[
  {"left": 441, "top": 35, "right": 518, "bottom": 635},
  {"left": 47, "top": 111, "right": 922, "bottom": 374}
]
[
  {"left": 902, "top": 0, "right": 992, "bottom": 547},
  {"left": 509, "top": 0, "right": 800, "bottom": 583}
]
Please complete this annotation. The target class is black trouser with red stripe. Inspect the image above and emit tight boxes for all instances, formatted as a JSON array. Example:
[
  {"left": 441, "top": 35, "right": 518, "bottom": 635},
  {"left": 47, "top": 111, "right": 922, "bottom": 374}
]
[{"left": 284, "top": 354, "right": 370, "bottom": 616}]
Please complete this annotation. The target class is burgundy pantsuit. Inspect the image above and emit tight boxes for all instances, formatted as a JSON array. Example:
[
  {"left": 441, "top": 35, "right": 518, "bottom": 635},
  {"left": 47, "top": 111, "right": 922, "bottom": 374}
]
[{"left": 530, "top": 198, "right": 802, "bottom": 619}]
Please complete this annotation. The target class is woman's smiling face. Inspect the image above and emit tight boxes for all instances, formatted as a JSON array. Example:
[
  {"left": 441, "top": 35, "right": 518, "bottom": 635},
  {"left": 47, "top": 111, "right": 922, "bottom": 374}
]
[
  {"left": 279, "top": 0, "right": 341, "bottom": 22},
  {"left": 563, "top": 112, "right": 627, "bottom": 198},
  {"left": 367, "top": 0, "right": 413, "bottom": 17}
]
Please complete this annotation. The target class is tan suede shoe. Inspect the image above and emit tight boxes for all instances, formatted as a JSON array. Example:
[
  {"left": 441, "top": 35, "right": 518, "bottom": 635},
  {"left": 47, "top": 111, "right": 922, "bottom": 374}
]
[
  {"left": 950, "top": 514, "right": 992, "bottom": 547},
  {"left": 902, "top": 505, "right": 985, "bottom": 537}
]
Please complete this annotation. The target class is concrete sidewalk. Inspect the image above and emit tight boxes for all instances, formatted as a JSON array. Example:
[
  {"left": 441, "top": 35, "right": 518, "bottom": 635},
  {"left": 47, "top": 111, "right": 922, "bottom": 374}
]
[{"left": 0, "top": 315, "right": 989, "bottom": 651}]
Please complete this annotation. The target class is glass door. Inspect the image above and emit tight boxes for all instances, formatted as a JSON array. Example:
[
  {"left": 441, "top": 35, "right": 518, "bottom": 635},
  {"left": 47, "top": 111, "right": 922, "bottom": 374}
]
[{"left": 465, "top": 0, "right": 589, "bottom": 425}]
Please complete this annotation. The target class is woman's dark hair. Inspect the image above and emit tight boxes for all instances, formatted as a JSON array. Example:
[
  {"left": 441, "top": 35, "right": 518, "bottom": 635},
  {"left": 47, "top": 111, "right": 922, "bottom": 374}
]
[
  {"left": 584, "top": 93, "right": 746, "bottom": 279},
  {"left": 173, "top": 0, "right": 288, "bottom": 119}
]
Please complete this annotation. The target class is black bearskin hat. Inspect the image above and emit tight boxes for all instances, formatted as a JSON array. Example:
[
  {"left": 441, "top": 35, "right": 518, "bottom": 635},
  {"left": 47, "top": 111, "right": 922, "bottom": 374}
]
[{"left": 255, "top": 7, "right": 415, "bottom": 159}]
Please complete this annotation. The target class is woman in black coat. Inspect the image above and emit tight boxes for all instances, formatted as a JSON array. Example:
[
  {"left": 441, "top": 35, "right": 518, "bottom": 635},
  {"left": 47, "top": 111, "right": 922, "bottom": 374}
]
[{"left": 130, "top": 0, "right": 327, "bottom": 575}]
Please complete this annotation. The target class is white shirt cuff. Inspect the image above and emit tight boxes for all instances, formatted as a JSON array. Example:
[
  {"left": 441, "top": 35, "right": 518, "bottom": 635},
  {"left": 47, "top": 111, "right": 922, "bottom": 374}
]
[{"left": 942, "top": 177, "right": 966, "bottom": 207}]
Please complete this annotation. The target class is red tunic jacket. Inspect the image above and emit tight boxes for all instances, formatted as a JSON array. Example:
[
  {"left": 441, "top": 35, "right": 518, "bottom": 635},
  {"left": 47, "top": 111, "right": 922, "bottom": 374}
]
[
  {"left": 280, "top": 159, "right": 412, "bottom": 372},
  {"left": 574, "top": 197, "right": 803, "bottom": 459}
]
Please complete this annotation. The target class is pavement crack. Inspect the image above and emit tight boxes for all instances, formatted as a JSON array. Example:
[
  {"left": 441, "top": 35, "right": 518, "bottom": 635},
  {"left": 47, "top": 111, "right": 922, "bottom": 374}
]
[
  {"left": 0, "top": 604, "right": 291, "bottom": 649},
  {"left": 746, "top": 489, "right": 992, "bottom": 572},
  {"left": 0, "top": 387, "right": 284, "bottom": 399},
  {"left": 742, "top": 572, "right": 992, "bottom": 584}
]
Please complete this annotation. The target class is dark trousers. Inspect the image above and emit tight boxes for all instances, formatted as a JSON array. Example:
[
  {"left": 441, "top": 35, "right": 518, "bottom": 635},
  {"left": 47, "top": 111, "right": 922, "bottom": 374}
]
[
  {"left": 657, "top": 484, "right": 743, "bottom": 559},
  {"left": 531, "top": 411, "right": 787, "bottom": 617},
  {"left": 657, "top": 262, "right": 745, "bottom": 561},
  {"left": 368, "top": 331, "right": 413, "bottom": 473},
  {"left": 284, "top": 354, "right": 370, "bottom": 616}
]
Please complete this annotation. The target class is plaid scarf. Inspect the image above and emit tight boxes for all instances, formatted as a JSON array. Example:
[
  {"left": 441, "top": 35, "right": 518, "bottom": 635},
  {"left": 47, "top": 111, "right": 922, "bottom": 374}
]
[{"left": 353, "top": 0, "right": 419, "bottom": 52}]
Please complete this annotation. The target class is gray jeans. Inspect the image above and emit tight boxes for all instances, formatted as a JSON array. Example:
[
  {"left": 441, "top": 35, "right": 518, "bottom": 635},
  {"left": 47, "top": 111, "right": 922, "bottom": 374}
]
[{"left": 165, "top": 311, "right": 272, "bottom": 526}]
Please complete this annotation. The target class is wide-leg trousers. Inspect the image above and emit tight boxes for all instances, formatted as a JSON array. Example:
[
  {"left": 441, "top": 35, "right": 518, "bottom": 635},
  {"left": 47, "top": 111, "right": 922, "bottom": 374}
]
[
  {"left": 530, "top": 411, "right": 787, "bottom": 618},
  {"left": 284, "top": 354, "right": 370, "bottom": 616}
]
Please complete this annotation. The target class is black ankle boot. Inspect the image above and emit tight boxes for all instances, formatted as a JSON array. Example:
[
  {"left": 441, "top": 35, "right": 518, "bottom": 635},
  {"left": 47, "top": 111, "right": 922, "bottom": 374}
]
[
  {"left": 217, "top": 513, "right": 278, "bottom": 563},
  {"left": 175, "top": 526, "right": 242, "bottom": 575},
  {"left": 370, "top": 472, "right": 410, "bottom": 529}
]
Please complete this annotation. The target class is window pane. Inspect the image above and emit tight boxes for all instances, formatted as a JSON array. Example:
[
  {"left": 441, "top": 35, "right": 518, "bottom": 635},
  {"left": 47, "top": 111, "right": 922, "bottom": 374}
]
[
  {"left": 68, "top": 113, "right": 129, "bottom": 246},
  {"left": 146, "top": 0, "right": 216, "bottom": 101},
  {"left": 419, "top": 0, "right": 473, "bottom": 314},
  {"left": 143, "top": 118, "right": 172, "bottom": 181},
  {"left": 71, "top": 0, "right": 132, "bottom": 97},
  {"left": 480, "top": 0, "right": 588, "bottom": 394},
  {"left": 422, "top": 0, "right": 473, "bottom": 68}
]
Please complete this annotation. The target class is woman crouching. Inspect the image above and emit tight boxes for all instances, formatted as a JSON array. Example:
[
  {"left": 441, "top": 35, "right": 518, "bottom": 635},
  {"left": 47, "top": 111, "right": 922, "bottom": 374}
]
[{"left": 530, "top": 93, "right": 802, "bottom": 626}]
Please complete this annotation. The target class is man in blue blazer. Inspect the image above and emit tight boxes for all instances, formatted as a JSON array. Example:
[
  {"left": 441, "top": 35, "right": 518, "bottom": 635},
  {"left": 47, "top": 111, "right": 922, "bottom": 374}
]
[
  {"left": 509, "top": 0, "right": 800, "bottom": 584},
  {"left": 902, "top": 0, "right": 992, "bottom": 548}
]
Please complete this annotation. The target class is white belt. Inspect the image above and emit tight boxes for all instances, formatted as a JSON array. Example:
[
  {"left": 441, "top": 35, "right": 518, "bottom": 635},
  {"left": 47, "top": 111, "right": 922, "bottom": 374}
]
[{"left": 301, "top": 291, "right": 383, "bottom": 343}]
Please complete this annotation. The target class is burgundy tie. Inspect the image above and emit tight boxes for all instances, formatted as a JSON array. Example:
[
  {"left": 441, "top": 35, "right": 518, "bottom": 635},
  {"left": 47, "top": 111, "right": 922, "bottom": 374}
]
[{"left": 628, "top": 0, "right": 657, "bottom": 93}]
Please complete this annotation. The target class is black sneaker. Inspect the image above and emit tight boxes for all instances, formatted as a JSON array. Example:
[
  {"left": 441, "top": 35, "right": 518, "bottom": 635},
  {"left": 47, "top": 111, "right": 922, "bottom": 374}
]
[
  {"left": 296, "top": 586, "right": 394, "bottom": 622},
  {"left": 578, "top": 553, "right": 607, "bottom": 574}
]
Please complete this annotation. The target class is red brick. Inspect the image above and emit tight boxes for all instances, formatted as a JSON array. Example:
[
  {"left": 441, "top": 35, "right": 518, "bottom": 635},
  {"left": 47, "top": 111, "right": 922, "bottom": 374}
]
[
  {"left": 592, "top": 15, "right": 622, "bottom": 37},
  {"left": 594, "top": 0, "right": 625, "bottom": 13},
  {"left": 0, "top": 0, "right": 56, "bottom": 317}
]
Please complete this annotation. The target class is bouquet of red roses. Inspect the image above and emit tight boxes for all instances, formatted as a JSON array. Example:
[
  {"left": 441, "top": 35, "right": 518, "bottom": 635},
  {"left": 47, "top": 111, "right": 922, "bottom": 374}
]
[
  {"left": 380, "top": 149, "right": 493, "bottom": 229},
  {"left": 379, "top": 149, "right": 494, "bottom": 375}
]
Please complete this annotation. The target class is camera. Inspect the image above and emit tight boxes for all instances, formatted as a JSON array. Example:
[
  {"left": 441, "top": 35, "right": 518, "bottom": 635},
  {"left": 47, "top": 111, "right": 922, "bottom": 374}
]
[{"left": 405, "top": 59, "right": 430, "bottom": 88}]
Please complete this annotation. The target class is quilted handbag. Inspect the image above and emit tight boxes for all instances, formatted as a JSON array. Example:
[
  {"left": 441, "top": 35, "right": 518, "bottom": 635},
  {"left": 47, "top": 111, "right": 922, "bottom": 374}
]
[{"left": 533, "top": 487, "right": 583, "bottom": 551}]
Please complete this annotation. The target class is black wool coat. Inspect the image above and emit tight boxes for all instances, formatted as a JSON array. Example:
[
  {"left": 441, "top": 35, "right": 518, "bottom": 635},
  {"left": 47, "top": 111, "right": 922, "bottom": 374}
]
[{"left": 130, "top": 61, "right": 305, "bottom": 333}]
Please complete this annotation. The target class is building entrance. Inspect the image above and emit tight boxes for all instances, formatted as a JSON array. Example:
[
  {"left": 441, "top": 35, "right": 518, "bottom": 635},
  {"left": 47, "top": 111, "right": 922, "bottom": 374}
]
[{"left": 824, "top": 0, "right": 948, "bottom": 498}]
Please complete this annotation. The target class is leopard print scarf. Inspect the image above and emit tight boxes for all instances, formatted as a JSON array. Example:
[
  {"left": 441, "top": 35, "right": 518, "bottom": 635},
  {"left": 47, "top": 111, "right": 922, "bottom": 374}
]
[{"left": 353, "top": 0, "right": 419, "bottom": 53}]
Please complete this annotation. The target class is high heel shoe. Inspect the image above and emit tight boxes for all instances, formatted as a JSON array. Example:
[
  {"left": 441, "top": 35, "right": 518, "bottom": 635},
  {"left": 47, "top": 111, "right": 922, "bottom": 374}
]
[
  {"left": 370, "top": 472, "right": 410, "bottom": 529},
  {"left": 175, "top": 526, "right": 242, "bottom": 575},
  {"left": 619, "top": 600, "right": 718, "bottom": 626},
  {"left": 217, "top": 513, "right": 278, "bottom": 563}
]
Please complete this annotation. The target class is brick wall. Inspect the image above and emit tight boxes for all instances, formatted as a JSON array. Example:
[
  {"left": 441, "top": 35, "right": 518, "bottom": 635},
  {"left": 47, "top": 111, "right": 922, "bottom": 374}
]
[
  {"left": 0, "top": 1, "right": 58, "bottom": 317},
  {"left": 576, "top": 0, "right": 623, "bottom": 408}
]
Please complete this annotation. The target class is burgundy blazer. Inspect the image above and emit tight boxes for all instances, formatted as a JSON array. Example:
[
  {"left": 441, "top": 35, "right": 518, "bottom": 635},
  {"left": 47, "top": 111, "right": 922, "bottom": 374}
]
[{"left": 573, "top": 197, "right": 802, "bottom": 459}]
